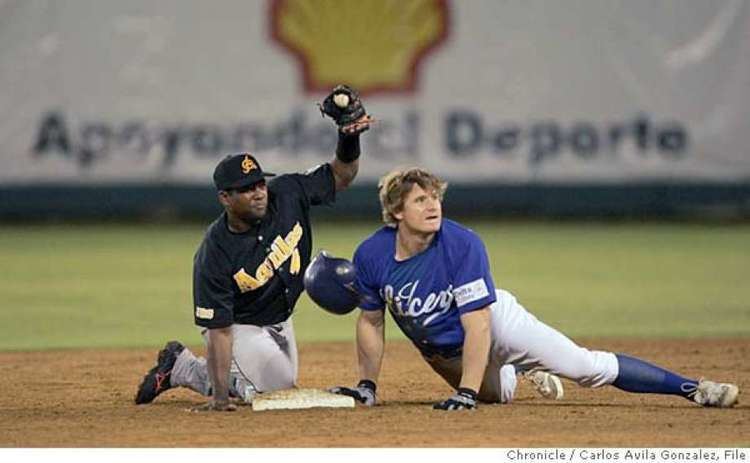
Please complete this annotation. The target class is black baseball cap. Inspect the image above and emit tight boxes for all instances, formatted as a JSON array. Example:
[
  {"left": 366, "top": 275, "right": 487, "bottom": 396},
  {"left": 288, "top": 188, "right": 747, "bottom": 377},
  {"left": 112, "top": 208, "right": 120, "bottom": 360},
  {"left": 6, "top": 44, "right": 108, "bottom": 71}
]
[{"left": 213, "top": 153, "right": 276, "bottom": 191}]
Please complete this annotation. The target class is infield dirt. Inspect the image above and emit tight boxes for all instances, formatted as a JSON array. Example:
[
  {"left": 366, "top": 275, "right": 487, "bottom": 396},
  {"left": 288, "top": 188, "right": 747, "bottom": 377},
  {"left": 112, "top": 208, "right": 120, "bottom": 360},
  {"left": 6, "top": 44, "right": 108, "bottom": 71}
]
[{"left": 1, "top": 338, "right": 747, "bottom": 447}]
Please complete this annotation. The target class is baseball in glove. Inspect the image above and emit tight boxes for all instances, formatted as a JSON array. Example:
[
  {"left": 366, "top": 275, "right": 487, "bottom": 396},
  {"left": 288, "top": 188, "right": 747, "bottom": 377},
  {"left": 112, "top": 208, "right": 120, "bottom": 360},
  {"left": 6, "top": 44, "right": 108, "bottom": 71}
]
[{"left": 318, "top": 84, "right": 374, "bottom": 135}]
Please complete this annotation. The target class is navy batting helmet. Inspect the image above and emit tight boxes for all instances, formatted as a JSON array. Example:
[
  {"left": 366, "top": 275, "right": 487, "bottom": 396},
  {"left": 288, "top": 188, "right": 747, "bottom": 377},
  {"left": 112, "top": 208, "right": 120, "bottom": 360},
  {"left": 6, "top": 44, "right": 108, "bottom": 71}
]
[{"left": 304, "top": 251, "right": 360, "bottom": 315}]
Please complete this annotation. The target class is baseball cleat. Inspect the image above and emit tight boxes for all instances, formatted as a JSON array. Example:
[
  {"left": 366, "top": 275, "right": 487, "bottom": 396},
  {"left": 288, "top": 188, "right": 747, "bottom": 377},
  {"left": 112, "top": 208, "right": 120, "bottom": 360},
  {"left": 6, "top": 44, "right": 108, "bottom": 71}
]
[
  {"left": 525, "top": 370, "right": 564, "bottom": 400},
  {"left": 134, "top": 341, "right": 185, "bottom": 404},
  {"left": 691, "top": 380, "right": 739, "bottom": 408}
]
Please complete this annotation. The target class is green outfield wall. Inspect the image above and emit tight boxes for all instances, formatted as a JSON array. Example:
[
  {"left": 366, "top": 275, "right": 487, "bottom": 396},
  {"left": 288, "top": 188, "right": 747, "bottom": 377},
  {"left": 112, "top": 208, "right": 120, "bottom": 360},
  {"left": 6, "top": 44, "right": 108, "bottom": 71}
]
[{"left": 2, "top": 183, "right": 750, "bottom": 221}]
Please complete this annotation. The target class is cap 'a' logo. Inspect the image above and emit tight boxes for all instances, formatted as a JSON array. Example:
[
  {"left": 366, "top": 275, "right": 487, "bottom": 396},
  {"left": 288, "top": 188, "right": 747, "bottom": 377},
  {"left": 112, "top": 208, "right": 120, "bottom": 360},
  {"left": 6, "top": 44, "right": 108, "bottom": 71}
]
[
  {"left": 270, "top": 0, "right": 450, "bottom": 95},
  {"left": 241, "top": 154, "right": 257, "bottom": 174}
]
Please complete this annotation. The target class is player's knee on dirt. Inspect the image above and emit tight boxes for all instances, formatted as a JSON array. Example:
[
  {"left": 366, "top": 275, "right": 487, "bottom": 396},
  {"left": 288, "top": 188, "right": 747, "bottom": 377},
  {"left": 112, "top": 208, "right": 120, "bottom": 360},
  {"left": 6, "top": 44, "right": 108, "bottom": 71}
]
[
  {"left": 252, "top": 354, "right": 297, "bottom": 392},
  {"left": 474, "top": 364, "right": 516, "bottom": 403},
  {"left": 497, "top": 364, "right": 517, "bottom": 403}
]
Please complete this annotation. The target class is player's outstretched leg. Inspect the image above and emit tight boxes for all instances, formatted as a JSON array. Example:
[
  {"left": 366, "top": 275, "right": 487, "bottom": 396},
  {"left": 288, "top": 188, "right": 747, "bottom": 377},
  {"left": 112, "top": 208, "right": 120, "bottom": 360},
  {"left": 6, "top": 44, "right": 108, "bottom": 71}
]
[
  {"left": 134, "top": 341, "right": 186, "bottom": 404},
  {"left": 492, "top": 289, "right": 739, "bottom": 408},
  {"left": 612, "top": 354, "right": 739, "bottom": 408}
]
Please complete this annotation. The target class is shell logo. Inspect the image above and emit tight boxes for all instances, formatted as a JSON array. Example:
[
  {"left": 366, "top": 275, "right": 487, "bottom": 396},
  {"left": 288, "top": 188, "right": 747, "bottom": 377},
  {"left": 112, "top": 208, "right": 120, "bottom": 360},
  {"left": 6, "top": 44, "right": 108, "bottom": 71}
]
[{"left": 269, "top": 0, "right": 450, "bottom": 95}]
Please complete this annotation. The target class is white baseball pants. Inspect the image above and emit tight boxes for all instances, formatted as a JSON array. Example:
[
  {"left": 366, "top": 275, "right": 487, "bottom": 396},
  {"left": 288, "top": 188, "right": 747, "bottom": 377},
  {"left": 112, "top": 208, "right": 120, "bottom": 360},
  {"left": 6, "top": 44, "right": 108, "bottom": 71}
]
[{"left": 425, "top": 289, "right": 619, "bottom": 403}]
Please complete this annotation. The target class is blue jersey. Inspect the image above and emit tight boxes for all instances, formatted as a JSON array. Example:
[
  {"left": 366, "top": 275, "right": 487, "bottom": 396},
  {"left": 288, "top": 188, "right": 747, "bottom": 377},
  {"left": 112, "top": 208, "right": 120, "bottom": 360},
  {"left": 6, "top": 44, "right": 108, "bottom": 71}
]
[{"left": 353, "top": 219, "right": 497, "bottom": 357}]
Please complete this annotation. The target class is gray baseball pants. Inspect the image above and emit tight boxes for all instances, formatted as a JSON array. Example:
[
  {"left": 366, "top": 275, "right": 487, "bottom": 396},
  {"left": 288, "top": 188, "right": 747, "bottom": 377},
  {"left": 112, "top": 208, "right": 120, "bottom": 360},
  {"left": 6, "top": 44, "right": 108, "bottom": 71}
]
[{"left": 169, "top": 318, "right": 298, "bottom": 401}]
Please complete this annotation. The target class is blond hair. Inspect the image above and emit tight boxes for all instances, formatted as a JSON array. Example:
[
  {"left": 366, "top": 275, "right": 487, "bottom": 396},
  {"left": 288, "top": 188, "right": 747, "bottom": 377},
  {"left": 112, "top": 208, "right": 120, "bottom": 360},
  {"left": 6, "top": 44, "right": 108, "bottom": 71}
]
[{"left": 377, "top": 167, "right": 447, "bottom": 226}]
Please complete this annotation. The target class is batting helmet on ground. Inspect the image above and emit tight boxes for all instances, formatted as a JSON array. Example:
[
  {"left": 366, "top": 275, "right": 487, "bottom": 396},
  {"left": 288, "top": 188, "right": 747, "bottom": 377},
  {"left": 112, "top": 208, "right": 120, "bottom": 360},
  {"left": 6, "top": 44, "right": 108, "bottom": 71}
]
[{"left": 304, "top": 251, "right": 360, "bottom": 315}]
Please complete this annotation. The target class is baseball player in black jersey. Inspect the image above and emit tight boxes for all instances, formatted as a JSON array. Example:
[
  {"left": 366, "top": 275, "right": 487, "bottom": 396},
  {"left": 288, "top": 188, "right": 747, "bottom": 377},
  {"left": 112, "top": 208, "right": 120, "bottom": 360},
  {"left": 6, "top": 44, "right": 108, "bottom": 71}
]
[{"left": 135, "top": 86, "right": 373, "bottom": 411}]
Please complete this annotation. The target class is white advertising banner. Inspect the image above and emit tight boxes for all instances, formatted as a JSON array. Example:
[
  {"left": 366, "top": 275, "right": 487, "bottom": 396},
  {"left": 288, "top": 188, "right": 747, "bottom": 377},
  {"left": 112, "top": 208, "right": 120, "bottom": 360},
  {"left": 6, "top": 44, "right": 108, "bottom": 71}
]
[{"left": 1, "top": 0, "right": 749, "bottom": 185}]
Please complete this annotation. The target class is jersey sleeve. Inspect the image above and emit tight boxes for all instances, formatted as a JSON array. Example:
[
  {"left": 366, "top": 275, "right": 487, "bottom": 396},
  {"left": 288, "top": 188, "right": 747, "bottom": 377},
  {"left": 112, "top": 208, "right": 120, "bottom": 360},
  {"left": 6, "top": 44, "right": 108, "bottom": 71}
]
[
  {"left": 450, "top": 231, "right": 497, "bottom": 314},
  {"left": 353, "top": 245, "right": 385, "bottom": 311},
  {"left": 192, "top": 240, "right": 235, "bottom": 329},
  {"left": 279, "top": 163, "right": 336, "bottom": 208}
]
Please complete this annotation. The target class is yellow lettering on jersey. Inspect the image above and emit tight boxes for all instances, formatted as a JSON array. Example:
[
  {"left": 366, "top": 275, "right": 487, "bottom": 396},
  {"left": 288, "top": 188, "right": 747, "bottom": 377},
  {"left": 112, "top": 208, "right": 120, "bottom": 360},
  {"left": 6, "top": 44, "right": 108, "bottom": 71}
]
[
  {"left": 272, "top": 235, "right": 292, "bottom": 259},
  {"left": 287, "top": 222, "right": 303, "bottom": 245},
  {"left": 268, "top": 237, "right": 288, "bottom": 268},
  {"left": 233, "top": 268, "right": 263, "bottom": 292},
  {"left": 256, "top": 261, "right": 274, "bottom": 282},
  {"left": 290, "top": 248, "right": 300, "bottom": 275},
  {"left": 232, "top": 222, "right": 304, "bottom": 293}
]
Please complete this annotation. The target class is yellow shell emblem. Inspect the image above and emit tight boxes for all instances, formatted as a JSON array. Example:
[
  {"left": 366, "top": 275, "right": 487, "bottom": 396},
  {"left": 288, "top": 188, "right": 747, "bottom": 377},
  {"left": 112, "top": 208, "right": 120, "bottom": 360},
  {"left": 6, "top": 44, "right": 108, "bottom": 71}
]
[
  {"left": 241, "top": 155, "right": 257, "bottom": 174},
  {"left": 270, "top": 0, "right": 449, "bottom": 94}
]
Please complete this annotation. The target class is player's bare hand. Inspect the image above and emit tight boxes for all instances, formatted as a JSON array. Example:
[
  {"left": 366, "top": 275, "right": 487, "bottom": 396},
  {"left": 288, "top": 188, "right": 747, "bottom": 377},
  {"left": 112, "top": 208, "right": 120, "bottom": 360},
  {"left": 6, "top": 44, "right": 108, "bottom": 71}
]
[
  {"left": 341, "top": 115, "right": 375, "bottom": 135},
  {"left": 189, "top": 399, "right": 238, "bottom": 412}
]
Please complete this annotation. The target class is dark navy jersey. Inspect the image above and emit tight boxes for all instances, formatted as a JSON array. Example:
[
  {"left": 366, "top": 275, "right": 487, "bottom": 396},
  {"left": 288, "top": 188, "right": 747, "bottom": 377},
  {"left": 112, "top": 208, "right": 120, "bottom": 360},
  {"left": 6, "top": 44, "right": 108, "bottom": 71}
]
[
  {"left": 353, "top": 219, "right": 497, "bottom": 357},
  {"left": 193, "top": 164, "right": 336, "bottom": 329}
]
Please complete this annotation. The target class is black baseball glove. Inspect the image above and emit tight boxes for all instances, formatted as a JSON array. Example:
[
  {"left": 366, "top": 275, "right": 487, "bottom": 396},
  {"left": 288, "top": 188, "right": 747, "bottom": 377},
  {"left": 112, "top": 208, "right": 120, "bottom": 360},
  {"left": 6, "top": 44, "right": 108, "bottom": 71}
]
[{"left": 319, "top": 84, "right": 374, "bottom": 135}]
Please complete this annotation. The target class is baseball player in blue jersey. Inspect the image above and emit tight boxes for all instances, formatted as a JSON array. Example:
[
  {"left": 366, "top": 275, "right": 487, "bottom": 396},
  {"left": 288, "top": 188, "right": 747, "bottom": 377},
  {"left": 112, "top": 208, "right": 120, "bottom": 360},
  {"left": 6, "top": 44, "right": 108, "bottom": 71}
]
[{"left": 326, "top": 167, "right": 740, "bottom": 410}]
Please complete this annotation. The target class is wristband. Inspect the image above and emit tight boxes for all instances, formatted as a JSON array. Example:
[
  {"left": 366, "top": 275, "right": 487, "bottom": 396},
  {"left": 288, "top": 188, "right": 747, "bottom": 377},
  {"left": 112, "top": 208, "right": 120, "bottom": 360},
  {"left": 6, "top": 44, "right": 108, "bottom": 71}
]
[
  {"left": 336, "top": 131, "right": 361, "bottom": 163},
  {"left": 457, "top": 387, "right": 477, "bottom": 400},
  {"left": 357, "top": 379, "right": 377, "bottom": 393}
]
